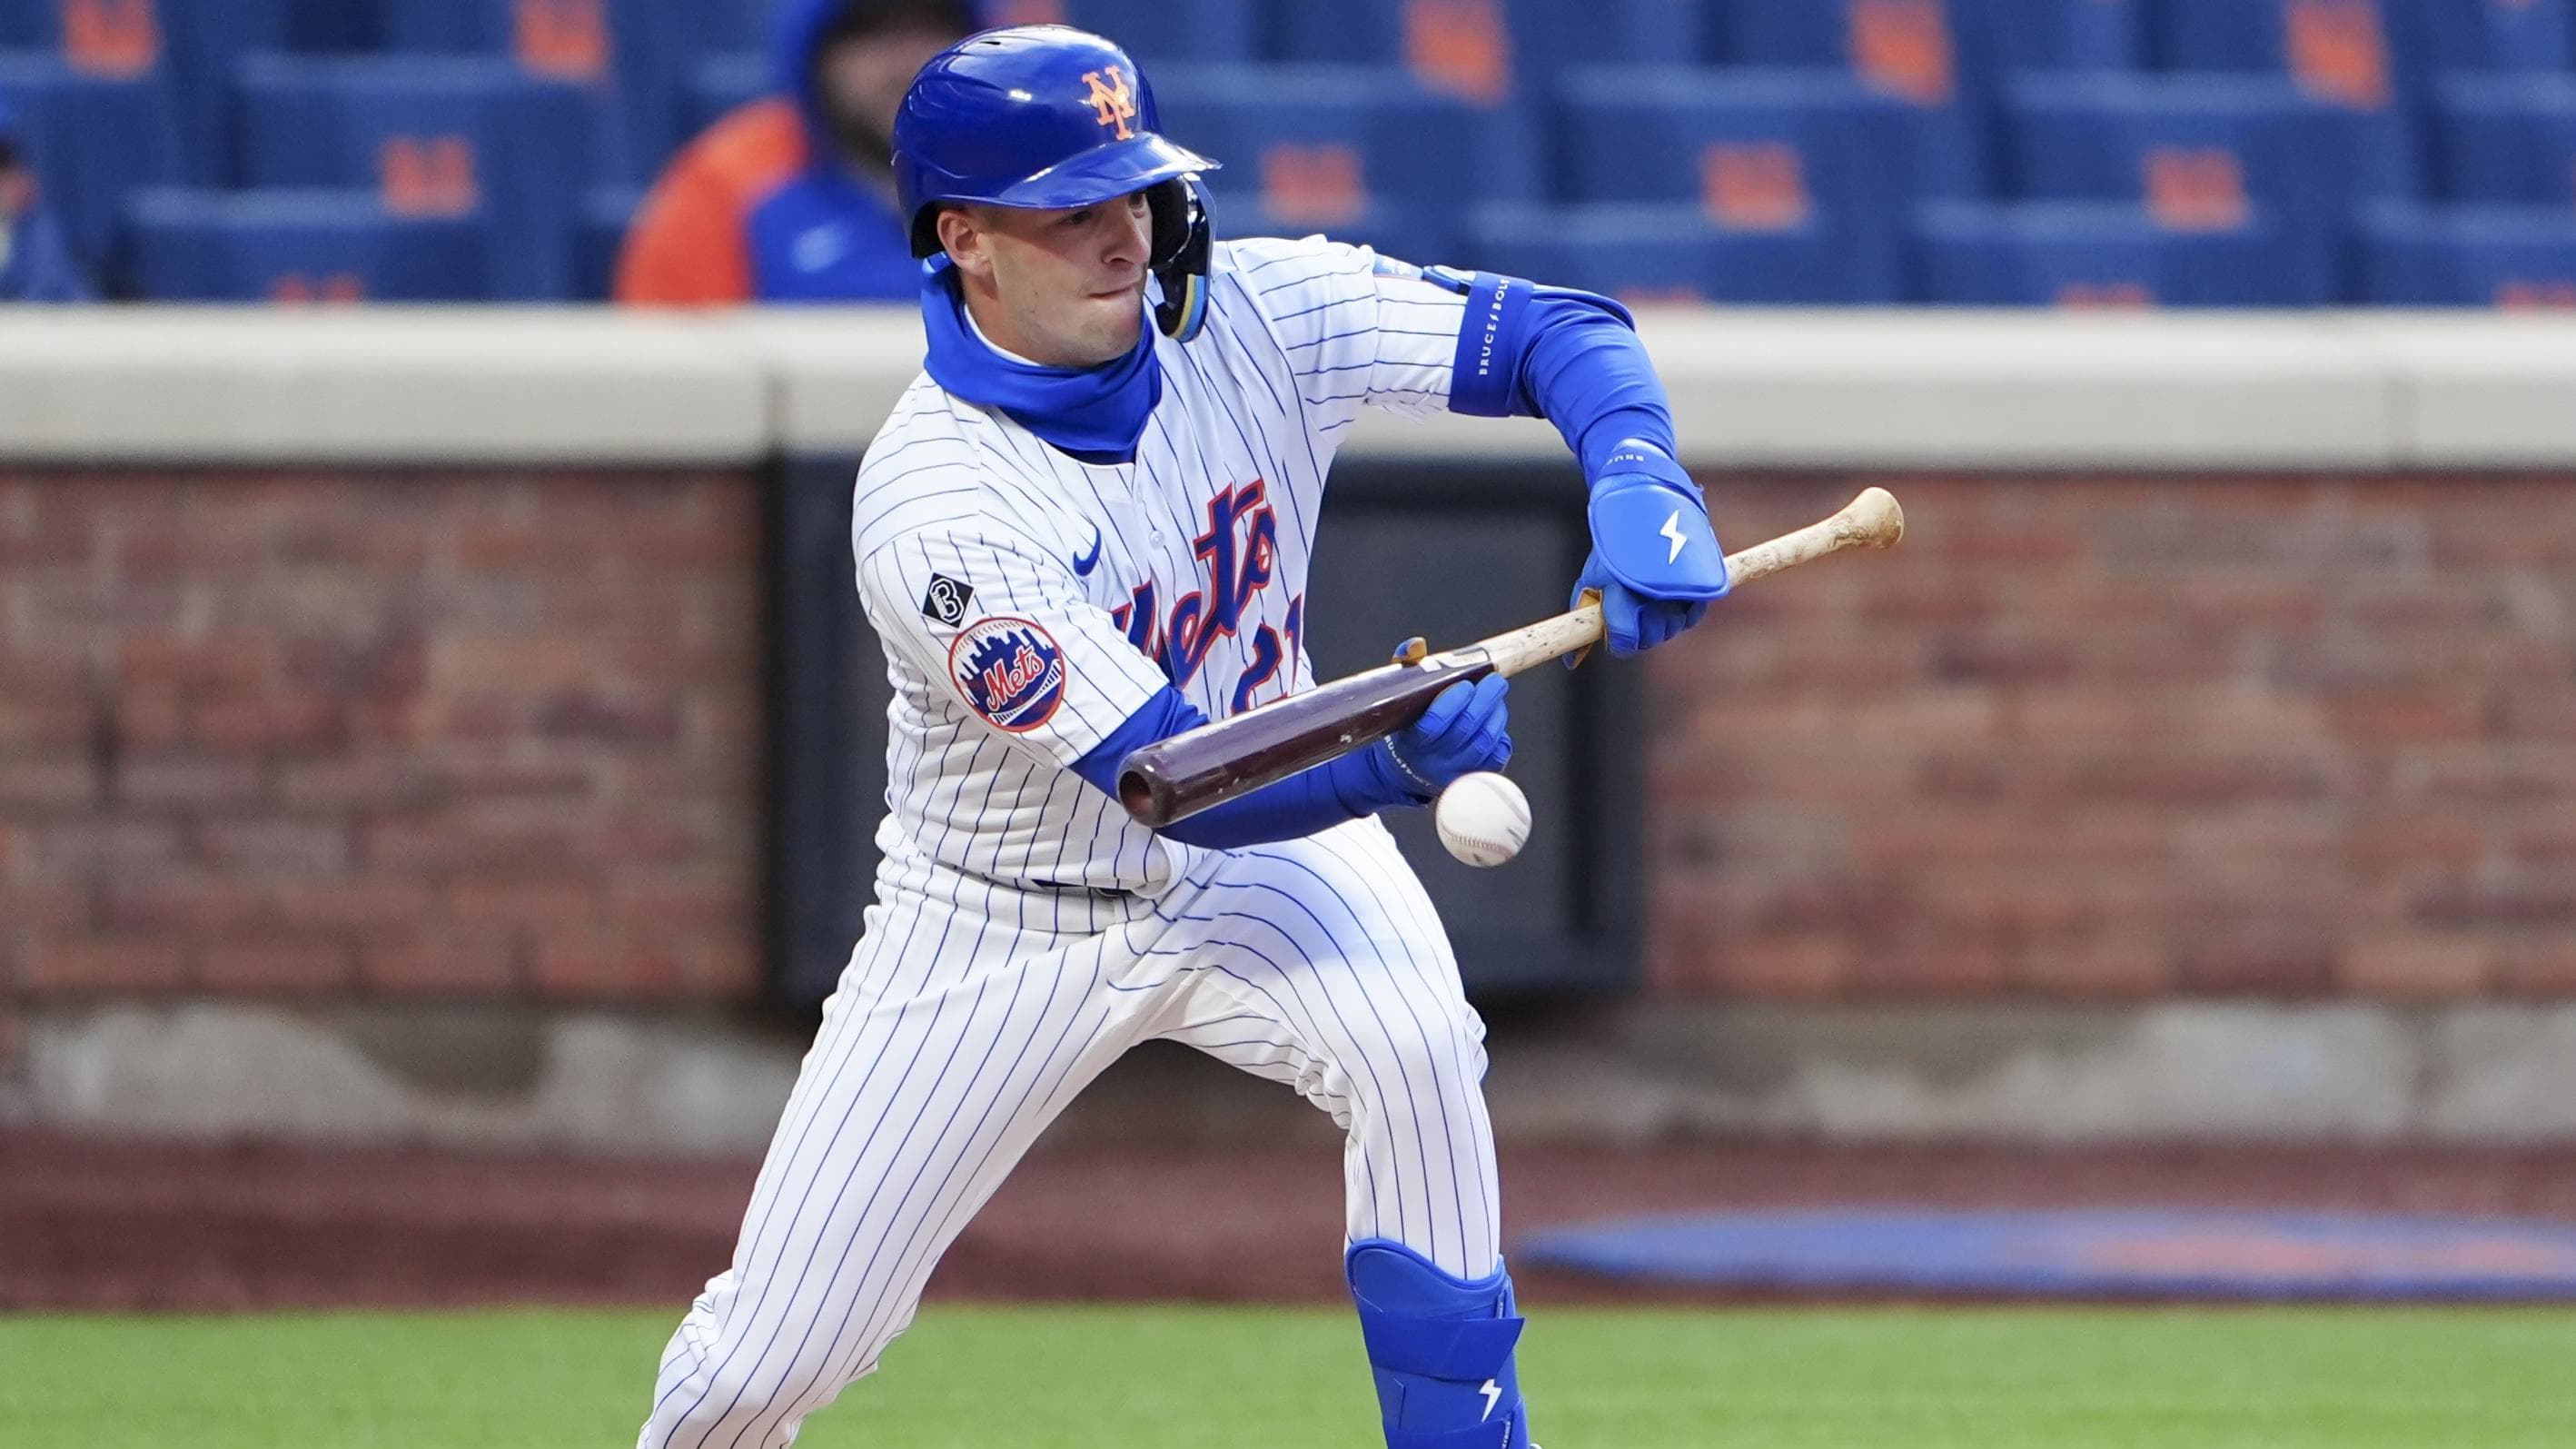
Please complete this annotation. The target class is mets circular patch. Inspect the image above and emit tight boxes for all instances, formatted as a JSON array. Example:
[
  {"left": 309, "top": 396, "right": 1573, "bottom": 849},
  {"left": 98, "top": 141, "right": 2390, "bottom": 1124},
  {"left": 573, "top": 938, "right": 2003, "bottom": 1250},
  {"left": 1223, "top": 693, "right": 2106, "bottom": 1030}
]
[{"left": 948, "top": 616, "right": 1067, "bottom": 732}]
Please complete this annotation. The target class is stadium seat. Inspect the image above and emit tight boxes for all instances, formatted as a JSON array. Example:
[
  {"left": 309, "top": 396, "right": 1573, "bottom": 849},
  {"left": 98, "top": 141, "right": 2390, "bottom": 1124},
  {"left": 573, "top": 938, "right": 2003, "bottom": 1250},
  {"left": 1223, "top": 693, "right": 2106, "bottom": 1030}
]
[
  {"left": 1687, "top": 2, "right": 1990, "bottom": 200},
  {"left": 1555, "top": 66, "right": 1979, "bottom": 301},
  {"left": 2388, "top": 0, "right": 2576, "bottom": 80},
  {"left": 233, "top": 55, "right": 605, "bottom": 299},
  {"left": 2005, "top": 73, "right": 2413, "bottom": 260},
  {"left": 378, "top": 0, "right": 690, "bottom": 181},
  {"left": 678, "top": 0, "right": 765, "bottom": 54},
  {"left": 1718, "top": 0, "right": 2151, "bottom": 104},
  {"left": 1468, "top": 201, "right": 1871, "bottom": 303},
  {"left": 2432, "top": 74, "right": 2576, "bottom": 206},
  {"left": 2156, "top": 0, "right": 2402, "bottom": 109},
  {"left": 1152, "top": 64, "right": 1541, "bottom": 242},
  {"left": 1268, "top": 0, "right": 1695, "bottom": 107},
  {"left": 1949, "top": 0, "right": 2150, "bottom": 77},
  {"left": 7, "top": 0, "right": 408, "bottom": 176},
  {"left": 278, "top": 0, "right": 380, "bottom": 51},
  {"left": 685, "top": 50, "right": 766, "bottom": 134},
  {"left": 2359, "top": 203, "right": 2576, "bottom": 306},
  {"left": 0, "top": 0, "right": 203, "bottom": 59},
  {"left": 1913, "top": 200, "right": 2334, "bottom": 305},
  {"left": 0, "top": 51, "right": 186, "bottom": 290},
  {"left": 977, "top": 0, "right": 1258, "bottom": 64},
  {"left": 0, "top": 0, "right": 238, "bottom": 183},
  {"left": 1213, "top": 191, "right": 1449, "bottom": 270},
  {"left": 572, "top": 184, "right": 641, "bottom": 300},
  {"left": 1718, "top": 0, "right": 1967, "bottom": 104},
  {"left": 124, "top": 187, "right": 489, "bottom": 301}
]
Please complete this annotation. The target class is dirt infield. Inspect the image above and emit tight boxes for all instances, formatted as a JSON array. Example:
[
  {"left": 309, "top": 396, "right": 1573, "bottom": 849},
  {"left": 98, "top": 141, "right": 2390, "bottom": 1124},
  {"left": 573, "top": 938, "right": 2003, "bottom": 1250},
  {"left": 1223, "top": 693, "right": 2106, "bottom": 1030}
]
[{"left": 9, "top": 1129, "right": 2576, "bottom": 1312}]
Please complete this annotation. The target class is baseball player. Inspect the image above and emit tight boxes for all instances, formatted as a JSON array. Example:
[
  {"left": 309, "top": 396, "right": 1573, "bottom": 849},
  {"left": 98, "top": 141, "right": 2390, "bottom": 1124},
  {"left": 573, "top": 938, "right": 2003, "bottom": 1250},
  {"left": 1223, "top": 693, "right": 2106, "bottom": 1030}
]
[{"left": 639, "top": 25, "right": 1727, "bottom": 1449}]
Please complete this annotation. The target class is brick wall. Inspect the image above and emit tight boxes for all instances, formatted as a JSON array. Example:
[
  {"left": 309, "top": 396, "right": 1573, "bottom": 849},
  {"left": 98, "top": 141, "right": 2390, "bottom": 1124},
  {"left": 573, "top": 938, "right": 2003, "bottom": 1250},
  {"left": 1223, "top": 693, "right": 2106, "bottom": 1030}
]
[
  {"left": 5, "top": 468, "right": 2571, "bottom": 1011},
  {"left": 0, "top": 471, "right": 762, "bottom": 1007},
  {"left": 1653, "top": 472, "right": 2576, "bottom": 999}
]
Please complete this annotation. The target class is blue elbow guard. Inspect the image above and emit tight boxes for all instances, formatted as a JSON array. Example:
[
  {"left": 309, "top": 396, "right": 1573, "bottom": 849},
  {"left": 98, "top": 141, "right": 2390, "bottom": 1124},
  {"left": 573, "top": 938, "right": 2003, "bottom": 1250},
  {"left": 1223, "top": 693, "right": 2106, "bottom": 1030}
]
[
  {"left": 1347, "top": 1239, "right": 1532, "bottom": 1449},
  {"left": 1587, "top": 442, "right": 1727, "bottom": 601}
]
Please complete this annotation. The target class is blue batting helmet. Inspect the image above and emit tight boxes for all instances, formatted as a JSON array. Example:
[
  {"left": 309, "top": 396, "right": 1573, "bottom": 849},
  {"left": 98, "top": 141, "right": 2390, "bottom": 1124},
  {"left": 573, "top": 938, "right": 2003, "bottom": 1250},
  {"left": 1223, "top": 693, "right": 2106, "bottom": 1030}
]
[{"left": 893, "top": 25, "right": 1222, "bottom": 337}]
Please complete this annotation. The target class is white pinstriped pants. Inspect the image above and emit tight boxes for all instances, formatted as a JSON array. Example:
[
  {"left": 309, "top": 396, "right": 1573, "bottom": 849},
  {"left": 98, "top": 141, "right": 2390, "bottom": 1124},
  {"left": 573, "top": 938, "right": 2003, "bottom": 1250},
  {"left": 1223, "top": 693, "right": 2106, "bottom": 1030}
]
[{"left": 639, "top": 818, "right": 1501, "bottom": 1449}]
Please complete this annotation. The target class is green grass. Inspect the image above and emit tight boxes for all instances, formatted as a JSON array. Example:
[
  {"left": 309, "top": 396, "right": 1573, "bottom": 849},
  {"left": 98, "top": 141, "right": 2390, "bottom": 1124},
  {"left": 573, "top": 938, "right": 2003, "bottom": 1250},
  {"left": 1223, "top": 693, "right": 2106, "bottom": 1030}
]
[{"left": 5, "top": 1304, "right": 2574, "bottom": 1447}]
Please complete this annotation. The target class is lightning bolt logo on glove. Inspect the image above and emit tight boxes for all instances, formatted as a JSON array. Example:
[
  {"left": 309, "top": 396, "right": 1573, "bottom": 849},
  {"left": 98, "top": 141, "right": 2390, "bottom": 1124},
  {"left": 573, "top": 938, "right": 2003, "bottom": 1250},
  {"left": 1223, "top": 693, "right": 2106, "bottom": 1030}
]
[{"left": 1571, "top": 438, "right": 1729, "bottom": 657}]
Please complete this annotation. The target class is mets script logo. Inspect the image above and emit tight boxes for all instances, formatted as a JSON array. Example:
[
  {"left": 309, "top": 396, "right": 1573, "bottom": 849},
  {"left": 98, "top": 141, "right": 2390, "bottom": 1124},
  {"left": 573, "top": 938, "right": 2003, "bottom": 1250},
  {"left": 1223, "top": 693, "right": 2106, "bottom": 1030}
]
[
  {"left": 1110, "top": 480, "right": 1304, "bottom": 713},
  {"left": 948, "top": 617, "right": 1067, "bottom": 733},
  {"left": 1083, "top": 66, "right": 1136, "bottom": 140}
]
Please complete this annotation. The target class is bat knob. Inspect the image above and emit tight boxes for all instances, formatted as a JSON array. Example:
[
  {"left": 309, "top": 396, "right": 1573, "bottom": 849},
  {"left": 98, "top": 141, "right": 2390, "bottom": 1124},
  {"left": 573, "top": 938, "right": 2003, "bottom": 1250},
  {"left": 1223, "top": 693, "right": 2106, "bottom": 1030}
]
[{"left": 1391, "top": 636, "right": 1428, "bottom": 666}]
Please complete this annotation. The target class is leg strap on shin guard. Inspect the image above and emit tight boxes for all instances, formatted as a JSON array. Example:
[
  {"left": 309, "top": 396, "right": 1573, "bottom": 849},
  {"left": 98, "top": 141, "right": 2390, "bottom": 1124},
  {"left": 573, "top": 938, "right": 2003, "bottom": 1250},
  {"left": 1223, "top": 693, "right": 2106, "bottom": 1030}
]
[{"left": 1346, "top": 1239, "right": 1534, "bottom": 1449}]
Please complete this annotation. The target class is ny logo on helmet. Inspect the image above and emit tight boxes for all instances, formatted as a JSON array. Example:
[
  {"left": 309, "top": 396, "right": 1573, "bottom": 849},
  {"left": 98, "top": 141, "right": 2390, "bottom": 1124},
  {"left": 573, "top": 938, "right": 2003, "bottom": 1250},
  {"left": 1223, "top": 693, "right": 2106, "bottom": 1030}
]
[{"left": 1083, "top": 66, "right": 1136, "bottom": 140}]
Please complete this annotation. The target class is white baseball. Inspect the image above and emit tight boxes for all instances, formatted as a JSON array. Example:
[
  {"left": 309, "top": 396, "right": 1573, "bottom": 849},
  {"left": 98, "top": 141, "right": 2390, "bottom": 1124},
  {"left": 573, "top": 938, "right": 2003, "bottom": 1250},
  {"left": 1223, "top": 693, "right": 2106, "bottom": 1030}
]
[{"left": 1434, "top": 771, "right": 1531, "bottom": 868}]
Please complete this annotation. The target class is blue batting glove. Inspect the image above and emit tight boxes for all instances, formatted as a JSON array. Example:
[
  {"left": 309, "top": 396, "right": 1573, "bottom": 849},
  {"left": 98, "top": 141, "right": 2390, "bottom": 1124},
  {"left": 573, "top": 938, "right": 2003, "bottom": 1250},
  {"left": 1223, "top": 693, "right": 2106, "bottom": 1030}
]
[
  {"left": 1570, "top": 438, "right": 1728, "bottom": 658},
  {"left": 1377, "top": 675, "right": 1512, "bottom": 802}
]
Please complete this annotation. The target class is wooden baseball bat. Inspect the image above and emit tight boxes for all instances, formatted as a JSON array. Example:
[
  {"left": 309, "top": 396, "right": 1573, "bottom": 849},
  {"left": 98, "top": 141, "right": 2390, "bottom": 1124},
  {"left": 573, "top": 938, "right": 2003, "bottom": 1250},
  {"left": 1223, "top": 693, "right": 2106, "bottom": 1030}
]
[{"left": 1115, "top": 486, "right": 1905, "bottom": 829}]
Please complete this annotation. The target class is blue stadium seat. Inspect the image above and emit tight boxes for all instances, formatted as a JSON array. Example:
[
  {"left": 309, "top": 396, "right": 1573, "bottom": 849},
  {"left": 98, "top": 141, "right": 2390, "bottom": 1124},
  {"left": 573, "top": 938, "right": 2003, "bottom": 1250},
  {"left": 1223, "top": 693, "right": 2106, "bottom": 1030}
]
[
  {"left": 2359, "top": 203, "right": 2576, "bottom": 305},
  {"left": 124, "top": 187, "right": 489, "bottom": 300},
  {"left": 1719, "top": 0, "right": 1973, "bottom": 100},
  {"left": 0, "top": 52, "right": 186, "bottom": 290},
  {"left": 2005, "top": 73, "right": 2413, "bottom": 260},
  {"left": 0, "top": 3, "right": 405, "bottom": 179},
  {"left": 0, "top": 0, "right": 196, "bottom": 54},
  {"left": 1268, "top": 0, "right": 1695, "bottom": 106},
  {"left": 1914, "top": 200, "right": 2333, "bottom": 304},
  {"left": 1689, "top": 1, "right": 1990, "bottom": 195},
  {"left": 686, "top": 50, "right": 766, "bottom": 134},
  {"left": 280, "top": 0, "right": 381, "bottom": 51},
  {"left": 1468, "top": 201, "right": 1868, "bottom": 303},
  {"left": 2157, "top": 0, "right": 2404, "bottom": 105},
  {"left": 234, "top": 55, "right": 604, "bottom": 299},
  {"left": 1719, "top": 0, "right": 2148, "bottom": 103},
  {"left": 1265, "top": 0, "right": 1461, "bottom": 66},
  {"left": 2432, "top": 74, "right": 2576, "bottom": 205},
  {"left": 1950, "top": 0, "right": 2150, "bottom": 76},
  {"left": 0, "top": 0, "right": 242, "bottom": 182},
  {"left": 1046, "top": 0, "right": 1258, "bottom": 64},
  {"left": 1555, "top": 66, "right": 1978, "bottom": 301},
  {"left": 2388, "top": 0, "right": 2576, "bottom": 78},
  {"left": 380, "top": 0, "right": 697, "bottom": 181},
  {"left": 572, "top": 184, "right": 641, "bottom": 300},
  {"left": 680, "top": 0, "right": 765, "bottom": 54},
  {"left": 1213, "top": 191, "right": 1449, "bottom": 270},
  {"left": 169, "top": 0, "right": 308, "bottom": 181},
  {"left": 1152, "top": 64, "right": 1541, "bottom": 241}
]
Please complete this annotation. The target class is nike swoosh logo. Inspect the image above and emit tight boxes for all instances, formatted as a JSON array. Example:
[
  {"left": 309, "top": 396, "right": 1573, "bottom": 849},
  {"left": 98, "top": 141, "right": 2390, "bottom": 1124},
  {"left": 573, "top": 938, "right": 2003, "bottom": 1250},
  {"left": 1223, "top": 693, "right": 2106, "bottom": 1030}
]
[{"left": 1071, "top": 525, "right": 1103, "bottom": 577}]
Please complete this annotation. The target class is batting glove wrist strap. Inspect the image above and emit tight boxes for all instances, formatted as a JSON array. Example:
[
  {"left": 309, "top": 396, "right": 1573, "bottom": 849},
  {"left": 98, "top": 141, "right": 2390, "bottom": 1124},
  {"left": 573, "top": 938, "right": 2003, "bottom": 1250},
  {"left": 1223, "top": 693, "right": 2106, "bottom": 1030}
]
[{"left": 1583, "top": 441, "right": 1727, "bottom": 603}]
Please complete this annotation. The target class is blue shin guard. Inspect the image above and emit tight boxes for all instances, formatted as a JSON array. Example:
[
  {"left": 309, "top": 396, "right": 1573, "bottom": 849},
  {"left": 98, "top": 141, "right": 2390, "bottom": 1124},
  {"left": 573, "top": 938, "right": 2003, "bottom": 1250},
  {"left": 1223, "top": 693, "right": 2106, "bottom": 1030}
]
[{"left": 1345, "top": 1239, "right": 1534, "bottom": 1449}]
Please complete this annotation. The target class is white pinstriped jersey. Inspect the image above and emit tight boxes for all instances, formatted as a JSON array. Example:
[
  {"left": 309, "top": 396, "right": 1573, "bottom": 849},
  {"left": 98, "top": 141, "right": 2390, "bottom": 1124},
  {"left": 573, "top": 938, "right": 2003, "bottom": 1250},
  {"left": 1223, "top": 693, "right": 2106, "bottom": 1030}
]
[
  {"left": 643, "top": 236, "right": 1511, "bottom": 1449},
  {"left": 851, "top": 235, "right": 1472, "bottom": 892}
]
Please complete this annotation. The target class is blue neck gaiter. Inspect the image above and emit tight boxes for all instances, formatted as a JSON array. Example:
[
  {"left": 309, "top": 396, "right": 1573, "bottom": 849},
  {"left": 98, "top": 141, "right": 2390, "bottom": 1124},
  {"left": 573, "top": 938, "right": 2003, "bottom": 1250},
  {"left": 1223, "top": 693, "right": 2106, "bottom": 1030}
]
[{"left": 918, "top": 258, "right": 1160, "bottom": 462}]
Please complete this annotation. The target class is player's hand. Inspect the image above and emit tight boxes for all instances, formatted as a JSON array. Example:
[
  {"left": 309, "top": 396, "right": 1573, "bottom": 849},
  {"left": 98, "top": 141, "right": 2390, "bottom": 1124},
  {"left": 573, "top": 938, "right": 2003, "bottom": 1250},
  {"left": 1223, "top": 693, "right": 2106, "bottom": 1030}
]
[
  {"left": 1571, "top": 439, "right": 1729, "bottom": 658},
  {"left": 1382, "top": 675, "right": 1511, "bottom": 800}
]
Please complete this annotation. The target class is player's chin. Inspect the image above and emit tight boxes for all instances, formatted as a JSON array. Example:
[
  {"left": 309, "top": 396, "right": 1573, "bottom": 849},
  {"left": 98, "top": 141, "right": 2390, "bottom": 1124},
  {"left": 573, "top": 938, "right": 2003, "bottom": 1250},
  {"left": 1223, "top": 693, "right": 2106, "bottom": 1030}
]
[{"left": 1076, "top": 294, "right": 1145, "bottom": 355}]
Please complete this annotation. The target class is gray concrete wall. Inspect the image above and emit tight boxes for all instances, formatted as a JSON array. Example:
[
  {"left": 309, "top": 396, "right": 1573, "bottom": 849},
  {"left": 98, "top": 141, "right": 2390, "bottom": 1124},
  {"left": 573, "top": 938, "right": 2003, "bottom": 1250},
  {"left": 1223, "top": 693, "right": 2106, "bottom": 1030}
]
[{"left": 9, "top": 1000, "right": 2574, "bottom": 1153}]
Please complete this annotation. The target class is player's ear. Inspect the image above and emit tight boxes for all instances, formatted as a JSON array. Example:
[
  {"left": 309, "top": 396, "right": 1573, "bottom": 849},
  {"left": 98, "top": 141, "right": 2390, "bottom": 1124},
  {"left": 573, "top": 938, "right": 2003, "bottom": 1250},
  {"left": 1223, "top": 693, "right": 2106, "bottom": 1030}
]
[{"left": 936, "top": 205, "right": 993, "bottom": 281}]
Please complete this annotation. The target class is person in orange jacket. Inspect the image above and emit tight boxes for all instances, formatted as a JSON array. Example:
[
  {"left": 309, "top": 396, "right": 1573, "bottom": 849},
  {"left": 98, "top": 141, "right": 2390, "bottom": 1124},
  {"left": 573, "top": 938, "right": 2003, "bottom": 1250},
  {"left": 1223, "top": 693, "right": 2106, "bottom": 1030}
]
[{"left": 617, "top": 0, "right": 976, "bottom": 304}]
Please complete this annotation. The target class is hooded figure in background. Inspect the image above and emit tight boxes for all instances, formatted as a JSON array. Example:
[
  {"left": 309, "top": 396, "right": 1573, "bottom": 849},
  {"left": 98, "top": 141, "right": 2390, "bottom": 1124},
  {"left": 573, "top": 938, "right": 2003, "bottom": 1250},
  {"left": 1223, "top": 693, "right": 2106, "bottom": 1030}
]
[
  {"left": 615, "top": 0, "right": 976, "bottom": 304},
  {"left": 0, "top": 94, "right": 95, "bottom": 303}
]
